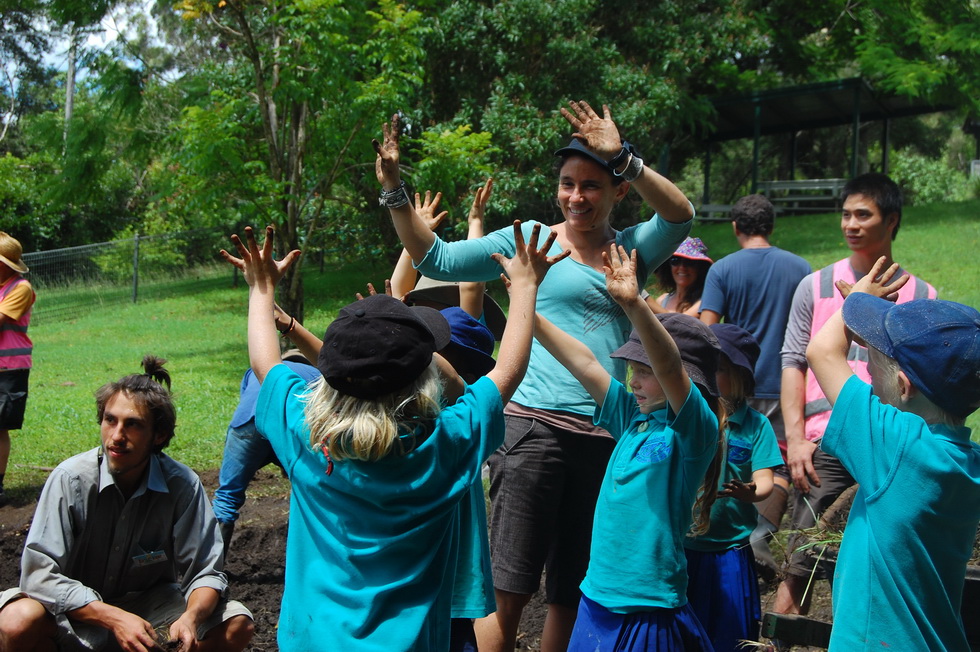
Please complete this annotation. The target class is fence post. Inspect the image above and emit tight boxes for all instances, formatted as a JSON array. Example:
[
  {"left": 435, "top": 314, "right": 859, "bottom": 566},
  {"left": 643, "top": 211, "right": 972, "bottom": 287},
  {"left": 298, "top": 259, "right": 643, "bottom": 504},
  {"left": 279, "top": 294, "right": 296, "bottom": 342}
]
[{"left": 132, "top": 233, "right": 140, "bottom": 303}]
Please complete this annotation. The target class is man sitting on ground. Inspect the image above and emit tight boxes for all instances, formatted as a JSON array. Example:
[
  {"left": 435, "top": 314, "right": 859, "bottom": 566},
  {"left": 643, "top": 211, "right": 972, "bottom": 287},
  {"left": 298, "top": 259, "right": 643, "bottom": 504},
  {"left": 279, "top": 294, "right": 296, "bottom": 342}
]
[{"left": 0, "top": 356, "right": 254, "bottom": 652}]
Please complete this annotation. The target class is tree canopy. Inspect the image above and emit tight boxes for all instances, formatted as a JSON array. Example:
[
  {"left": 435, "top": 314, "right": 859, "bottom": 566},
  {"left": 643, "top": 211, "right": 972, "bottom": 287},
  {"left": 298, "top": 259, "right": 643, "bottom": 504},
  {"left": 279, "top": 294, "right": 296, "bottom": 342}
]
[{"left": 2, "top": 0, "right": 977, "bottom": 315}]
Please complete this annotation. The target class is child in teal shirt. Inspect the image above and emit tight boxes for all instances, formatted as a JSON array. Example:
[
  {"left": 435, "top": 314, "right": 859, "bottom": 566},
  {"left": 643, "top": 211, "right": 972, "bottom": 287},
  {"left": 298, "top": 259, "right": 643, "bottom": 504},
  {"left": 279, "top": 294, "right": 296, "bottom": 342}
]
[
  {"left": 216, "top": 223, "right": 567, "bottom": 652},
  {"left": 685, "top": 323, "right": 782, "bottom": 652},
  {"left": 807, "top": 257, "right": 980, "bottom": 651},
  {"left": 535, "top": 244, "right": 726, "bottom": 651}
]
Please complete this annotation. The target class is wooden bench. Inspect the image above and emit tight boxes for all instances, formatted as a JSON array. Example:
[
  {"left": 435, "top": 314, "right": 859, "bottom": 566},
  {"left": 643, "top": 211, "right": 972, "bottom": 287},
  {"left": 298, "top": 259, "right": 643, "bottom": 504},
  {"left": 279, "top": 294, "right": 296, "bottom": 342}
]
[
  {"left": 695, "top": 203, "right": 734, "bottom": 221},
  {"left": 758, "top": 178, "right": 847, "bottom": 215}
]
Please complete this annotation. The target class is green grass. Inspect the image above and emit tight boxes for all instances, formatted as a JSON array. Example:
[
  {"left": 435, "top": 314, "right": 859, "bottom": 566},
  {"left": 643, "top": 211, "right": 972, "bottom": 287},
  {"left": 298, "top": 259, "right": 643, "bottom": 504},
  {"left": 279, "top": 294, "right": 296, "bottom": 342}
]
[
  {"left": 6, "top": 260, "right": 391, "bottom": 500},
  {"left": 6, "top": 200, "right": 979, "bottom": 497},
  {"left": 689, "top": 198, "right": 980, "bottom": 308}
]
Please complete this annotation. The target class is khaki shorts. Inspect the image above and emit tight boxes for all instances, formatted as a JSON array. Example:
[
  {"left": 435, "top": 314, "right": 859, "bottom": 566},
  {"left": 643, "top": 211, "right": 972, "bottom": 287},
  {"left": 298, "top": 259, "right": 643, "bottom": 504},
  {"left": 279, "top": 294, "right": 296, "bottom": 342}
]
[{"left": 1, "top": 583, "right": 251, "bottom": 651}]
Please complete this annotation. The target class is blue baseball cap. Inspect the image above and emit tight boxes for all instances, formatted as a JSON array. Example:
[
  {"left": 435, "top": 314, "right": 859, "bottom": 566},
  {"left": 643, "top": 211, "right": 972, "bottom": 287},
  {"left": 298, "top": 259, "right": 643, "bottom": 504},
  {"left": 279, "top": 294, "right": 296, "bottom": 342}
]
[
  {"left": 842, "top": 294, "right": 980, "bottom": 419},
  {"left": 439, "top": 307, "right": 496, "bottom": 378}
]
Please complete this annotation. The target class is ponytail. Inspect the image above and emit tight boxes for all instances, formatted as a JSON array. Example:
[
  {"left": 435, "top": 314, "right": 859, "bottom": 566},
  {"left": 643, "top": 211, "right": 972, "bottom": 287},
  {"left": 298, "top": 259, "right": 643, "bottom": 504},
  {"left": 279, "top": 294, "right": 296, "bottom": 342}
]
[{"left": 690, "top": 391, "right": 728, "bottom": 536}]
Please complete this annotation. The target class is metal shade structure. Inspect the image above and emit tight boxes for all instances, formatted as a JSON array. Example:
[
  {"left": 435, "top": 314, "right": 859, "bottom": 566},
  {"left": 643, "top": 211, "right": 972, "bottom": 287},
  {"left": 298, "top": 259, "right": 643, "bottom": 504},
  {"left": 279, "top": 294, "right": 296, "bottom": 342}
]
[{"left": 703, "top": 77, "right": 954, "bottom": 199}]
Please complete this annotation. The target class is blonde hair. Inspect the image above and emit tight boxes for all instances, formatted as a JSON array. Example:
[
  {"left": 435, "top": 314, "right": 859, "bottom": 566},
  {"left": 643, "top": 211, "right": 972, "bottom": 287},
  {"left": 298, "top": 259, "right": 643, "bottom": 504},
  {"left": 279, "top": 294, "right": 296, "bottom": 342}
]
[
  {"left": 868, "top": 347, "right": 966, "bottom": 428},
  {"left": 690, "top": 390, "right": 728, "bottom": 537},
  {"left": 303, "top": 361, "right": 444, "bottom": 462}
]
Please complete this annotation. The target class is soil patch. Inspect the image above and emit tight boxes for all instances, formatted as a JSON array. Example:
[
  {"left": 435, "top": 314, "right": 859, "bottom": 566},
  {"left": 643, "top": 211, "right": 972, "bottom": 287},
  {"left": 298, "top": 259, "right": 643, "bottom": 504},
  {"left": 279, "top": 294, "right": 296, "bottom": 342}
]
[{"left": 0, "top": 468, "right": 834, "bottom": 651}]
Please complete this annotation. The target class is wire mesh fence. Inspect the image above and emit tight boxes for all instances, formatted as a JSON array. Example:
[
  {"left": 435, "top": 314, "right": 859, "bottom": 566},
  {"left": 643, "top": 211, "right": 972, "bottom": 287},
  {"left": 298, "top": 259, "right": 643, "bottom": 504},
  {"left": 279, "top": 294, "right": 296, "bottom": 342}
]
[{"left": 23, "top": 227, "right": 241, "bottom": 326}]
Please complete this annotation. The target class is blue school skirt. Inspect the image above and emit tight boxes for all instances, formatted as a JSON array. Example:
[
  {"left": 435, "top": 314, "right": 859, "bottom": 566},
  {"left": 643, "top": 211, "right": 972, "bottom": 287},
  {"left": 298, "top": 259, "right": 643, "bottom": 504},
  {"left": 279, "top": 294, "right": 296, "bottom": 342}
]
[
  {"left": 568, "top": 594, "right": 714, "bottom": 651},
  {"left": 685, "top": 542, "right": 761, "bottom": 652}
]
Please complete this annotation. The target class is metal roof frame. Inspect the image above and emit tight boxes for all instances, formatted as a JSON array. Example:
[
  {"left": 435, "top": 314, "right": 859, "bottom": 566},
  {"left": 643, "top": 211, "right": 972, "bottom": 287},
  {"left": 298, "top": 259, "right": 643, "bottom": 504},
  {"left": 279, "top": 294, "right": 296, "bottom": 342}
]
[{"left": 701, "top": 77, "right": 954, "bottom": 201}]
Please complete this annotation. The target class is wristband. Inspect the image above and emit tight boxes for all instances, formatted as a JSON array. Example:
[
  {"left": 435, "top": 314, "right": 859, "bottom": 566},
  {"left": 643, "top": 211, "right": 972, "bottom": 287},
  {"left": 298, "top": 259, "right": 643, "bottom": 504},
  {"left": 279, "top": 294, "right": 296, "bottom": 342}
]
[
  {"left": 619, "top": 153, "right": 644, "bottom": 183},
  {"left": 379, "top": 181, "right": 411, "bottom": 209},
  {"left": 278, "top": 316, "right": 295, "bottom": 335},
  {"left": 607, "top": 140, "right": 635, "bottom": 170}
]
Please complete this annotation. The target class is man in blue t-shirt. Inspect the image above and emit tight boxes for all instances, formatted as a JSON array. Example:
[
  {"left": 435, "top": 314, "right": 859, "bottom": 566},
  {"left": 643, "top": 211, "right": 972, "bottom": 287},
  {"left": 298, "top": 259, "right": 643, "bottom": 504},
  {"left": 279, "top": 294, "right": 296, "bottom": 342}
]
[
  {"left": 700, "top": 194, "right": 810, "bottom": 576},
  {"left": 806, "top": 260, "right": 980, "bottom": 651}
]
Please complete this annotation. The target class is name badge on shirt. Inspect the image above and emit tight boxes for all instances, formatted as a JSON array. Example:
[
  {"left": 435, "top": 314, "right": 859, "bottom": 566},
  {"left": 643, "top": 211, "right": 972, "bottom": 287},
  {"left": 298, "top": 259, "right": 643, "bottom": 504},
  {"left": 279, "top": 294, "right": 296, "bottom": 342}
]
[{"left": 132, "top": 550, "right": 168, "bottom": 567}]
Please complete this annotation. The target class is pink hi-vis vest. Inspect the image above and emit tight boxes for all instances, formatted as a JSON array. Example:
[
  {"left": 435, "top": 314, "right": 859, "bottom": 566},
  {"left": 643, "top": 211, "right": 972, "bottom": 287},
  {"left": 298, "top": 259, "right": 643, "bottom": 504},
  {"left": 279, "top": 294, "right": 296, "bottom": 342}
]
[
  {"left": 0, "top": 277, "right": 34, "bottom": 370},
  {"left": 802, "top": 258, "right": 936, "bottom": 442}
]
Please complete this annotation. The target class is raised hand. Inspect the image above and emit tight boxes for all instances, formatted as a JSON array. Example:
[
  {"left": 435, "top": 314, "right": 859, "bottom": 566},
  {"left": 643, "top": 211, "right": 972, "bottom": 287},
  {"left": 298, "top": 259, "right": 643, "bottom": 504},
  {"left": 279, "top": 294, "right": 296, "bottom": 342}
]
[
  {"left": 355, "top": 279, "right": 395, "bottom": 301},
  {"left": 602, "top": 244, "right": 640, "bottom": 306},
  {"left": 491, "top": 221, "right": 570, "bottom": 289},
  {"left": 559, "top": 100, "right": 622, "bottom": 161},
  {"left": 220, "top": 226, "right": 300, "bottom": 291},
  {"left": 468, "top": 178, "right": 493, "bottom": 228},
  {"left": 836, "top": 255, "right": 909, "bottom": 301},
  {"left": 372, "top": 113, "right": 402, "bottom": 189},
  {"left": 416, "top": 190, "right": 448, "bottom": 232}
]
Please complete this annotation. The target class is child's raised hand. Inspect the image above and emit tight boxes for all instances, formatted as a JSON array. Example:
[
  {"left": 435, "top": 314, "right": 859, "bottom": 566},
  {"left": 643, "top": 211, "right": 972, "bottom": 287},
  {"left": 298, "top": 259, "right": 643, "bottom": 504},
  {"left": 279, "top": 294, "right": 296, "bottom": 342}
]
[
  {"left": 355, "top": 279, "right": 396, "bottom": 301},
  {"left": 220, "top": 226, "right": 300, "bottom": 290},
  {"left": 491, "top": 221, "right": 570, "bottom": 289},
  {"left": 468, "top": 178, "right": 493, "bottom": 226},
  {"left": 718, "top": 479, "right": 758, "bottom": 503},
  {"left": 836, "top": 255, "right": 909, "bottom": 301},
  {"left": 416, "top": 190, "right": 448, "bottom": 232},
  {"left": 602, "top": 244, "right": 640, "bottom": 306}
]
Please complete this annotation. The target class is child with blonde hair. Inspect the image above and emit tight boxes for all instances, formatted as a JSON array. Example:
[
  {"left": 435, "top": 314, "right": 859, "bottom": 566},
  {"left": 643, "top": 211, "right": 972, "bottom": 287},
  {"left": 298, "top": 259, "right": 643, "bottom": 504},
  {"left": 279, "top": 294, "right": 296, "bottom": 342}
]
[
  {"left": 684, "top": 323, "right": 783, "bottom": 651},
  {"left": 534, "top": 244, "right": 726, "bottom": 651},
  {"left": 807, "top": 257, "right": 980, "bottom": 650},
  {"left": 220, "top": 223, "right": 567, "bottom": 651}
]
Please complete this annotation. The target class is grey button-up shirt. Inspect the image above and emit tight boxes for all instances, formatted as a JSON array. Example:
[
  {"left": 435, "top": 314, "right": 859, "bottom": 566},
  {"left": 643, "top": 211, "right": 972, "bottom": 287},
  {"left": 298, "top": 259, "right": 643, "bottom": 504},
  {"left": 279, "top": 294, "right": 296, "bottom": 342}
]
[{"left": 20, "top": 447, "right": 227, "bottom": 615}]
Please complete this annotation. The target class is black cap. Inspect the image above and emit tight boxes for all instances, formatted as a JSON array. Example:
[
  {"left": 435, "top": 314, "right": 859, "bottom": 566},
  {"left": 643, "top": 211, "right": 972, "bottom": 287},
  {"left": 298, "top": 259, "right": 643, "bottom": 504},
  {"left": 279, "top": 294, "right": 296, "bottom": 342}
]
[
  {"left": 554, "top": 138, "right": 615, "bottom": 172},
  {"left": 318, "top": 295, "right": 451, "bottom": 400}
]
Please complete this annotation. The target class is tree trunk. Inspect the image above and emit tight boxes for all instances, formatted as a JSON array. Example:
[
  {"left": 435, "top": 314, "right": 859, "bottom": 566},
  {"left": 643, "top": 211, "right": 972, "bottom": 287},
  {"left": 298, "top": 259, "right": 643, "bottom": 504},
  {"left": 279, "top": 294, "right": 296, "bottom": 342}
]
[{"left": 63, "top": 26, "right": 77, "bottom": 151}]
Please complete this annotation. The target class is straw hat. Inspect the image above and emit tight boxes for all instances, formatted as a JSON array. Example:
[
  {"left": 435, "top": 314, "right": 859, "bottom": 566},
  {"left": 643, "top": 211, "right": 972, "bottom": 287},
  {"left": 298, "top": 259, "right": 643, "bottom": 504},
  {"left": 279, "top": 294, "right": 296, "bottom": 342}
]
[{"left": 0, "top": 232, "right": 28, "bottom": 274}]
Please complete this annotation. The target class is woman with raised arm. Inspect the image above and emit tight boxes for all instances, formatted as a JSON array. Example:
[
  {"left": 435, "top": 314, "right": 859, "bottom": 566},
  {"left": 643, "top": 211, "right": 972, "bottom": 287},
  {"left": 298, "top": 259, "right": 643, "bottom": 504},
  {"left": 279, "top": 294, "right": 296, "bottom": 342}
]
[{"left": 374, "top": 101, "right": 694, "bottom": 652}]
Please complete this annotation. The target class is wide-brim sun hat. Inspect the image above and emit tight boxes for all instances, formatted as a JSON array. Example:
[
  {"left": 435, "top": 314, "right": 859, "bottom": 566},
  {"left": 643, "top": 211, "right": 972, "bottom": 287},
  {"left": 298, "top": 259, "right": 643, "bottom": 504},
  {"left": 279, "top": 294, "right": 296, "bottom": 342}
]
[
  {"left": 842, "top": 293, "right": 980, "bottom": 419},
  {"left": 671, "top": 237, "right": 712, "bottom": 264},
  {"left": 709, "top": 323, "right": 760, "bottom": 376},
  {"left": 318, "top": 294, "right": 452, "bottom": 400},
  {"left": 611, "top": 314, "right": 721, "bottom": 397},
  {"left": 406, "top": 276, "right": 506, "bottom": 341},
  {"left": 0, "top": 232, "right": 28, "bottom": 274}
]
